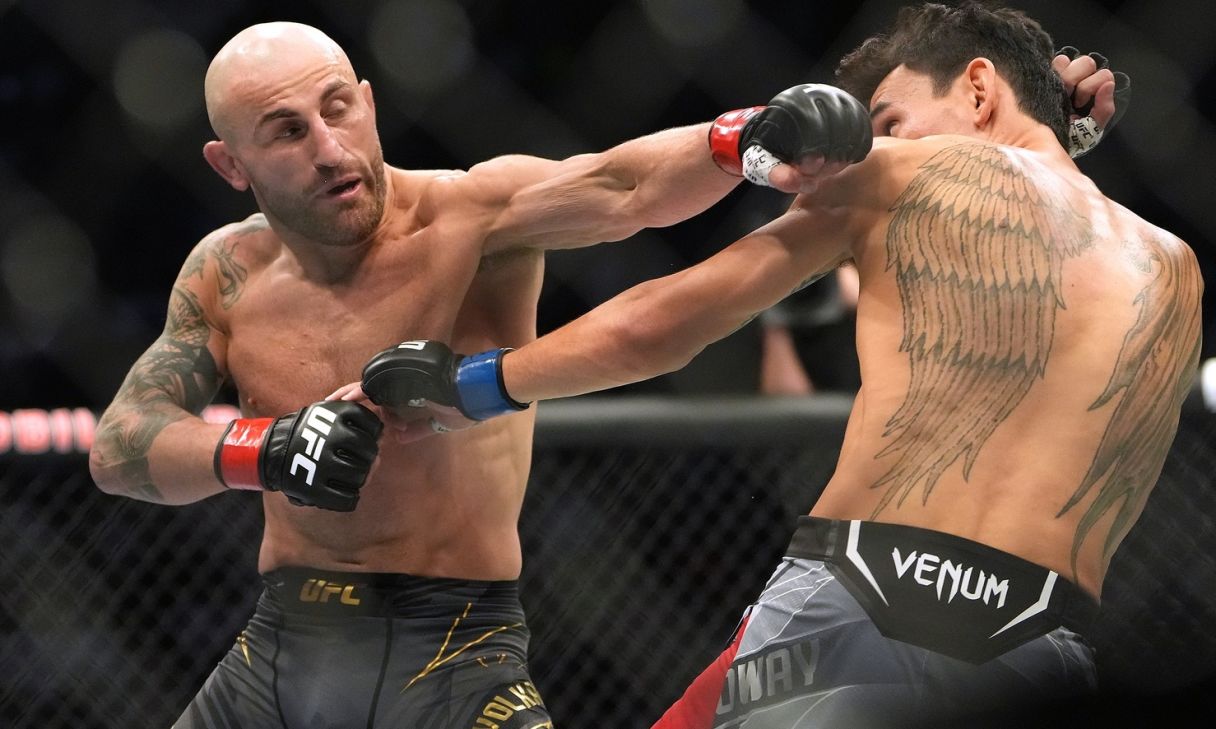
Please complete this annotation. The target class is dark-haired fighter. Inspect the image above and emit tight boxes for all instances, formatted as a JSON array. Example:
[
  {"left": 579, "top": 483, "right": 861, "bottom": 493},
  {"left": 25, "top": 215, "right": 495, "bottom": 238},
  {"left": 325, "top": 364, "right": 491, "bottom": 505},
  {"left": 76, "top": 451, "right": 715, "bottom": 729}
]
[{"left": 340, "top": 3, "right": 1196, "bottom": 727}]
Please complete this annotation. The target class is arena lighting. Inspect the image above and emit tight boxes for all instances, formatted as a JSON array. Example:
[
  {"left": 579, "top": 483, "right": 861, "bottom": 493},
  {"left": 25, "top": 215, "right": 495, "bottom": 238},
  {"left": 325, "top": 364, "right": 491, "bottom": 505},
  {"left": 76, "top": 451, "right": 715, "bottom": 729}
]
[{"left": 1201, "top": 358, "right": 1216, "bottom": 412}]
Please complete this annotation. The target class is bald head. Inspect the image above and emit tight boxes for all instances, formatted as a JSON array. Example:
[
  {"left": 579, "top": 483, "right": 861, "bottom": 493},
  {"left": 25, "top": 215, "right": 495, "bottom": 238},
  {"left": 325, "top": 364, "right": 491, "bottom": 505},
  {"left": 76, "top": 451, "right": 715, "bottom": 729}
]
[{"left": 204, "top": 22, "right": 356, "bottom": 141}]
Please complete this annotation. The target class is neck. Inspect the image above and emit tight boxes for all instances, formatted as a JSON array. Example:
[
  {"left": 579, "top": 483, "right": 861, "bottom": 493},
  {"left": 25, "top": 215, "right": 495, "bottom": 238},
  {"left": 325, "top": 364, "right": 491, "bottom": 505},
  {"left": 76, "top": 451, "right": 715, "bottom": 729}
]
[
  {"left": 985, "top": 117, "right": 1073, "bottom": 163},
  {"left": 286, "top": 235, "right": 377, "bottom": 284}
]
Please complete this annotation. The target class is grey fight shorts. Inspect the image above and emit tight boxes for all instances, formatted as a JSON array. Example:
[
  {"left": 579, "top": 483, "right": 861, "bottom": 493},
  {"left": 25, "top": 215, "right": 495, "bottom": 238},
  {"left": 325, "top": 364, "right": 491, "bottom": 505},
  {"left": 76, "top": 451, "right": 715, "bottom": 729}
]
[
  {"left": 712, "top": 517, "right": 1098, "bottom": 729},
  {"left": 172, "top": 568, "right": 552, "bottom": 729}
]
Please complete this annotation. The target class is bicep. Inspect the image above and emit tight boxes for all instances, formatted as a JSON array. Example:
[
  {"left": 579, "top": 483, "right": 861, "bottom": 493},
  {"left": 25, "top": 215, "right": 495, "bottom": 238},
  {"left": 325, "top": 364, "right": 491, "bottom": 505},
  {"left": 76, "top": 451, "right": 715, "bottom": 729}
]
[{"left": 460, "top": 153, "right": 653, "bottom": 254}]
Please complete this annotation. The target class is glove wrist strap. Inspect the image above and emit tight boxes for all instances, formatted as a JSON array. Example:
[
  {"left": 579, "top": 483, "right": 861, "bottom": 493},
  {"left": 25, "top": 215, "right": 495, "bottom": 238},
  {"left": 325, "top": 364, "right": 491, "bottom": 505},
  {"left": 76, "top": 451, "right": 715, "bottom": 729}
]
[
  {"left": 709, "top": 107, "right": 764, "bottom": 176},
  {"left": 455, "top": 349, "right": 530, "bottom": 420},
  {"left": 214, "top": 418, "right": 273, "bottom": 491}
]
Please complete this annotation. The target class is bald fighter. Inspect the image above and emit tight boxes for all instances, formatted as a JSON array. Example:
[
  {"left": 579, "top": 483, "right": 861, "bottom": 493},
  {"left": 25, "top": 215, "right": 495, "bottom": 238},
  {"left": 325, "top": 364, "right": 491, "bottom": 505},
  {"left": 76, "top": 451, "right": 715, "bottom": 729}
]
[
  {"left": 87, "top": 20, "right": 869, "bottom": 729},
  {"left": 342, "top": 3, "right": 1200, "bottom": 726}
]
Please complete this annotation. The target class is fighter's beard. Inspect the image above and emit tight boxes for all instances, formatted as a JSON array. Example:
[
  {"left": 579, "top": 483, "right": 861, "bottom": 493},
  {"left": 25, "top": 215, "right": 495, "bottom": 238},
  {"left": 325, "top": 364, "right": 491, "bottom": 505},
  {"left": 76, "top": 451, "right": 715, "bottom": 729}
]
[{"left": 256, "top": 147, "right": 388, "bottom": 248}]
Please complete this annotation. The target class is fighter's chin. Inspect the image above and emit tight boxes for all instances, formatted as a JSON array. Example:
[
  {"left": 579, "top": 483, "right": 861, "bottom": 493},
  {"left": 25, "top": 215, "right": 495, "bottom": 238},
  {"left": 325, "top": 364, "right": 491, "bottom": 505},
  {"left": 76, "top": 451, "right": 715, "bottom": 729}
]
[
  {"left": 315, "top": 215, "right": 380, "bottom": 247},
  {"left": 310, "top": 193, "right": 385, "bottom": 246}
]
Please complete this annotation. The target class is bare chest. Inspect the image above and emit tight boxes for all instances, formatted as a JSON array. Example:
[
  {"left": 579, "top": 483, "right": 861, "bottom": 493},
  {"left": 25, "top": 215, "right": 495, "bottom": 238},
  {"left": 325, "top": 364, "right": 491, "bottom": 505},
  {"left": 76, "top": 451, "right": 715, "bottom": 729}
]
[
  {"left": 225, "top": 265, "right": 463, "bottom": 416},
  {"left": 221, "top": 242, "right": 545, "bottom": 417}
]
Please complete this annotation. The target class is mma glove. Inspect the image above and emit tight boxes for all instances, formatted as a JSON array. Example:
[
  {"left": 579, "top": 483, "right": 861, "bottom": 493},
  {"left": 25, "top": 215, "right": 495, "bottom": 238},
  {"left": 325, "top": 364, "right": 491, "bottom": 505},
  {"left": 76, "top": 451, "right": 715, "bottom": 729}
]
[
  {"left": 709, "top": 83, "right": 873, "bottom": 187},
  {"left": 361, "top": 340, "right": 529, "bottom": 421},
  {"left": 1056, "top": 46, "right": 1131, "bottom": 159},
  {"left": 214, "top": 401, "right": 383, "bottom": 512}
]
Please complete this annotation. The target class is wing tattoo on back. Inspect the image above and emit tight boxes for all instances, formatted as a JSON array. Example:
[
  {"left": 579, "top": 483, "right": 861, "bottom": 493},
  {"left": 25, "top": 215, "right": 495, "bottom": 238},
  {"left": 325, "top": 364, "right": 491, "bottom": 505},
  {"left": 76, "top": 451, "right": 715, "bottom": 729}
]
[
  {"left": 871, "top": 144, "right": 1093, "bottom": 516},
  {"left": 1058, "top": 235, "right": 1202, "bottom": 571}
]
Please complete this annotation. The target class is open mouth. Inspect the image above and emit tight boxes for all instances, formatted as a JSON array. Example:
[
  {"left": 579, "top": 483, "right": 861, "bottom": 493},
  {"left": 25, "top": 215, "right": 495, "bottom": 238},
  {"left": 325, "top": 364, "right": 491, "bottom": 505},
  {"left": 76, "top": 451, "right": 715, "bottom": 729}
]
[{"left": 327, "top": 179, "right": 360, "bottom": 196}]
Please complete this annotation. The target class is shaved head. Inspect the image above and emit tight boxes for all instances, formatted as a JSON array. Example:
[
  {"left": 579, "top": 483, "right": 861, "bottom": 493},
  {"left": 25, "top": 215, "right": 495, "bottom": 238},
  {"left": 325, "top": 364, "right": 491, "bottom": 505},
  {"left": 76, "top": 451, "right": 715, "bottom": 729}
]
[
  {"left": 200, "top": 21, "right": 387, "bottom": 247},
  {"left": 204, "top": 22, "right": 356, "bottom": 141}
]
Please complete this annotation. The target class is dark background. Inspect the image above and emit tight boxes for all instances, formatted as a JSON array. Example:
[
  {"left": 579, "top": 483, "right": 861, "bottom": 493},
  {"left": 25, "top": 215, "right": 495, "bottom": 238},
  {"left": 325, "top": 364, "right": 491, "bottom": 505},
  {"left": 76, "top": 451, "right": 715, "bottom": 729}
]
[
  {"left": 0, "top": 0, "right": 1213, "bottom": 410},
  {"left": 1, "top": 2, "right": 1215, "bottom": 726}
]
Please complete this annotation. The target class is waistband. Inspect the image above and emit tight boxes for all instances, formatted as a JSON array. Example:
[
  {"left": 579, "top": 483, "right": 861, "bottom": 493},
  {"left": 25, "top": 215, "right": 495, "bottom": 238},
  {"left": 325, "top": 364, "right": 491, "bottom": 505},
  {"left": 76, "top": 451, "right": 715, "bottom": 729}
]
[
  {"left": 786, "top": 516, "right": 1098, "bottom": 662},
  {"left": 261, "top": 567, "right": 523, "bottom": 618}
]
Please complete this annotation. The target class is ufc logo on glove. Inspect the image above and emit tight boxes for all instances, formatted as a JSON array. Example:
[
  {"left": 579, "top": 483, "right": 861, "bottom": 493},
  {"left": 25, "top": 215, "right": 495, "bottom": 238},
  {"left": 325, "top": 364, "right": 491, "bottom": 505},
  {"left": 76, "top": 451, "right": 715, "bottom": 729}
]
[{"left": 289, "top": 405, "right": 338, "bottom": 486}]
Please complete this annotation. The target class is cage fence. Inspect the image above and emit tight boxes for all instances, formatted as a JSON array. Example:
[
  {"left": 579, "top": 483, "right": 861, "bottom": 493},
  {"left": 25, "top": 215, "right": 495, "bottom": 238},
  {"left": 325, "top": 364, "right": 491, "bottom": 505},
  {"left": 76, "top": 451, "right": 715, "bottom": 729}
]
[{"left": 1, "top": 394, "right": 1214, "bottom": 728}]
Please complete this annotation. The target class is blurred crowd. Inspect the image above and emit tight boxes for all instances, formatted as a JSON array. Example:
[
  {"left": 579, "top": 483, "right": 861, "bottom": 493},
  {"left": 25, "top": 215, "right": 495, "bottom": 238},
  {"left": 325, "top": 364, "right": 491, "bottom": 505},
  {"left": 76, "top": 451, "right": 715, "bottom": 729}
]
[{"left": 1, "top": 0, "right": 1213, "bottom": 411}]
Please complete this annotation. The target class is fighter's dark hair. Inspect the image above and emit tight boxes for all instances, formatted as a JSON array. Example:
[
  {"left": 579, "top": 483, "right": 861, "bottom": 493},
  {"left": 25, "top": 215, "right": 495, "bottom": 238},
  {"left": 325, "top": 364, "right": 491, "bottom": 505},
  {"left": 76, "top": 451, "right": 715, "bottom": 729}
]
[{"left": 835, "top": 1, "right": 1071, "bottom": 146}]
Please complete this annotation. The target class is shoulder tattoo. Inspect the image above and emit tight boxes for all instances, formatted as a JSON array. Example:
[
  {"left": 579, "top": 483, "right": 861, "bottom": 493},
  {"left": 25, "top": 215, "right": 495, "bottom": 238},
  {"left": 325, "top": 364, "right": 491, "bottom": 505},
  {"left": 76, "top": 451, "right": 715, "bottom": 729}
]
[{"left": 870, "top": 143, "right": 1092, "bottom": 516}]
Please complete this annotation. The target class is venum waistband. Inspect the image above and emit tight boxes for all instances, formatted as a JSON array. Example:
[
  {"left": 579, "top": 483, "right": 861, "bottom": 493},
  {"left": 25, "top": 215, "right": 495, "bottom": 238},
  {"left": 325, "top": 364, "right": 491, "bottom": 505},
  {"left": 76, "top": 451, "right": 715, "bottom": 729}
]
[
  {"left": 261, "top": 567, "right": 523, "bottom": 619},
  {"left": 786, "top": 516, "right": 1098, "bottom": 664}
]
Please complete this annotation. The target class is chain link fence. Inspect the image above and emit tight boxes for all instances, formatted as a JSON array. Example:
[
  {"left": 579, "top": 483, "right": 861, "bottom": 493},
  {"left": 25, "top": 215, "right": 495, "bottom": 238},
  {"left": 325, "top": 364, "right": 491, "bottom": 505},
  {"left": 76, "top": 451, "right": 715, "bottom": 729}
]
[{"left": 2, "top": 394, "right": 1214, "bottom": 728}]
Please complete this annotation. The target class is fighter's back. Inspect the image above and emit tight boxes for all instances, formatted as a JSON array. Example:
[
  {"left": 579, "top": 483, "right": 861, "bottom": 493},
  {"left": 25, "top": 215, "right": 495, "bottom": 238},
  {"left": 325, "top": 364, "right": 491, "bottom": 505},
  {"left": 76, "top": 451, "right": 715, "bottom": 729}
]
[{"left": 817, "top": 136, "right": 1204, "bottom": 598}]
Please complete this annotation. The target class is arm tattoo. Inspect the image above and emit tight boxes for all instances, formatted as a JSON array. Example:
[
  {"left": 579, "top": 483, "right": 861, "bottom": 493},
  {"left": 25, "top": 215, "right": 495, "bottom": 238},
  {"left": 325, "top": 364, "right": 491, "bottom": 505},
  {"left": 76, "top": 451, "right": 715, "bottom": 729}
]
[
  {"left": 726, "top": 265, "right": 840, "bottom": 338},
  {"left": 213, "top": 238, "right": 248, "bottom": 310},
  {"left": 871, "top": 144, "right": 1092, "bottom": 516},
  {"left": 94, "top": 263, "right": 224, "bottom": 501},
  {"left": 1058, "top": 235, "right": 1202, "bottom": 573}
]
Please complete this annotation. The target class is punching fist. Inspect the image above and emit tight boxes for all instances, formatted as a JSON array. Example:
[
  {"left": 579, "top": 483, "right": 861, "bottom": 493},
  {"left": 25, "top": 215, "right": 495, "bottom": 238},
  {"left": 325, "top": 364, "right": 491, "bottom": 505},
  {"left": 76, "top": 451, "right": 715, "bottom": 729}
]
[
  {"left": 361, "top": 341, "right": 529, "bottom": 421},
  {"left": 710, "top": 84, "right": 873, "bottom": 190},
  {"left": 214, "top": 401, "right": 383, "bottom": 512}
]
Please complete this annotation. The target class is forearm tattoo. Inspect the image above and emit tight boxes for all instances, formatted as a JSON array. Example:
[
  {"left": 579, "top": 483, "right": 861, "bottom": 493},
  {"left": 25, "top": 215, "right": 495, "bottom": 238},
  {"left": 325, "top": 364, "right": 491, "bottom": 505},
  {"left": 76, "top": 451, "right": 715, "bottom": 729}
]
[
  {"left": 729, "top": 266, "right": 840, "bottom": 337},
  {"left": 871, "top": 144, "right": 1092, "bottom": 513}
]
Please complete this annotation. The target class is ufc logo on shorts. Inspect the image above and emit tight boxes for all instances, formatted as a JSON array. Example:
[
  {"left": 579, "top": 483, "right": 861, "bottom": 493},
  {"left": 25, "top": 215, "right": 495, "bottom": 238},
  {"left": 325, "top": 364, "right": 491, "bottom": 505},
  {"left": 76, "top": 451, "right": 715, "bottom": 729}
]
[{"left": 289, "top": 405, "right": 338, "bottom": 486}]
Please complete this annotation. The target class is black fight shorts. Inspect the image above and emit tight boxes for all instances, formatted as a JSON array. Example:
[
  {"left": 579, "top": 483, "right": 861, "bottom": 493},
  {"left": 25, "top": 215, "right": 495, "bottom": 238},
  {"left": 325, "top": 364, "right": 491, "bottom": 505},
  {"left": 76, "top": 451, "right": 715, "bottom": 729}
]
[
  {"left": 788, "top": 516, "right": 1098, "bottom": 663},
  {"left": 711, "top": 517, "right": 1097, "bottom": 728},
  {"left": 173, "top": 568, "right": 552, "bottom": 729}
]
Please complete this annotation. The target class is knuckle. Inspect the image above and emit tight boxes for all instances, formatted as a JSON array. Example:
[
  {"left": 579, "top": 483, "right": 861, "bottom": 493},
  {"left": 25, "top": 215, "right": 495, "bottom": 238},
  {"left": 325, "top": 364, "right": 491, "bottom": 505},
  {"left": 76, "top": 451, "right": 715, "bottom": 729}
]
[{"left": 1073, "top": 55, "right": 1098, "bottom": 74}]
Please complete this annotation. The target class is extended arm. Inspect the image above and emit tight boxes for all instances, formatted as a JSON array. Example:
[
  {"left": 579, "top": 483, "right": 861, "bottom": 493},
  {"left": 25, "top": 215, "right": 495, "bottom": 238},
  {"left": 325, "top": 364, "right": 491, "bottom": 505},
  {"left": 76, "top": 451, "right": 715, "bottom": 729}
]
[
  {"left": 346, "top": 183, "right": 866, "bottom": 432},
  {"left": 498, "top": 201, "right": 856, "bottom": 401},
  {"left": 465, "top": 85, "right": 870, "bottom": 254},
  {"left": 344, "top": 85, "right": 874, "bottom": 433}
]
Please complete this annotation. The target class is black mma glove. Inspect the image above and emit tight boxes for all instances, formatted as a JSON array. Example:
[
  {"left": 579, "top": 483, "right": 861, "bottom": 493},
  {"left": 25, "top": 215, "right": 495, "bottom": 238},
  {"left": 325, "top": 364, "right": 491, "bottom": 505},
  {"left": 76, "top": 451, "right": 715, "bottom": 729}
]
[
  {"left": 1056, "top": 46, "right": 1131, "bottom": 158},
  {"left": 709, "top": 83, "right": 873, "bottom": 186},
  {"left": 214, "top": 401, "right": 383, "bottom": 512},
  {"left": 361, "top": 340, "right": 529, "bottom": 421}
]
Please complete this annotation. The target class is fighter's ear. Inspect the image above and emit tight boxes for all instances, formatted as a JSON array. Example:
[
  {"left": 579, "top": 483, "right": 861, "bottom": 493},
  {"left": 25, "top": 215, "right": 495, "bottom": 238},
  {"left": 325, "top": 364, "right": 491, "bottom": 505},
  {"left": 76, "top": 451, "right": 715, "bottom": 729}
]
[
  {"left": 203, "top": 140, "right": 250, "bottom": 192},
  {"left": 965, "top": 57, "right": 998, "bottom": 128},
  {"left": 360, "top": 79, "right": 375, "bottom": 112}
]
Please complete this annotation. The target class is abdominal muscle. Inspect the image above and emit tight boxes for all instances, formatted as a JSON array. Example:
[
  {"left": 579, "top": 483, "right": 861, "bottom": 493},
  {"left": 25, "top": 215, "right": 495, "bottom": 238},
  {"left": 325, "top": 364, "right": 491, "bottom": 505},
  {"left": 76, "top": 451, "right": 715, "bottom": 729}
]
[{"left": 257, "top": 411, "right": 536, "bottom": 581}]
